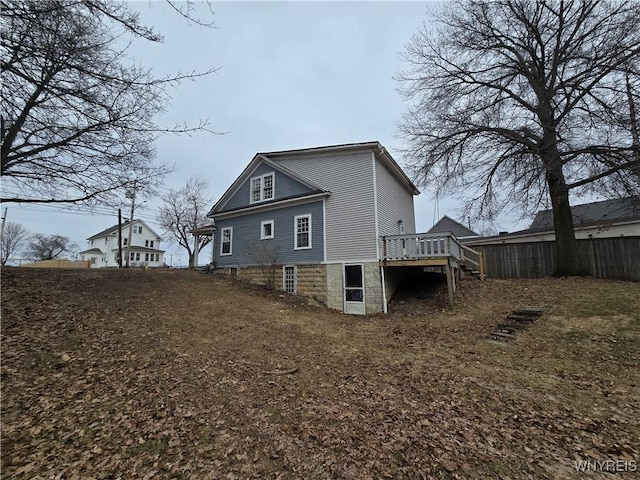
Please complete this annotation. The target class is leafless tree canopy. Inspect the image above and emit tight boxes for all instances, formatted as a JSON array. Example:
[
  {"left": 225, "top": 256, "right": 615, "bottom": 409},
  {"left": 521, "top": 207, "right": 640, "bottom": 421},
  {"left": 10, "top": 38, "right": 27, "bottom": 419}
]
[
  {"left": 157, "top": 177, "right": 213, "bottom": 268},
  {"left": 0, "top": 0, "right": 217, "bottom": 205},
  {"left": 397, "top": 0, "right": 640, "bottom": 275},
  {"left": 25, "top": 233, "right": 76, "bottom": 260},
  {"left": 0, "top": 221, "right": 29, "bottom": 265}
]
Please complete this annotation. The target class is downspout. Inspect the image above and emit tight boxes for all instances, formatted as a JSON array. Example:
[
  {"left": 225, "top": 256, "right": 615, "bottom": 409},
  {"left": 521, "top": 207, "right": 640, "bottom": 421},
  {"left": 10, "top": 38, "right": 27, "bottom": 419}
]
[{"left": 380, "top": 265, "right": 388, "bottom": 313}]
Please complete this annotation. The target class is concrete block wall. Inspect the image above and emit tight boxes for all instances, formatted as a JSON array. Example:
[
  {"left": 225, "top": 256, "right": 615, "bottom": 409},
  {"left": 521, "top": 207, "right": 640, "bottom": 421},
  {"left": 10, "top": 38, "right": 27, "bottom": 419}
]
[
  {"left": 227, "top": 263, "right": 385, "bottom": 314},
  {"left": 232, "top": 264, "right": 327, "bottom": 304},
  {"left": 326, "top": 262, "right": 385, "bottom": 314},
  {"left": 237, "top": 266, "right": 268, "bottom": 285},
  {"left": 295, "top": 265, "right": 327, "bottom": 304},
  {"left": 363, "top": 262, "right": 384, "bottom": 314},
  {"left": 326, "top": 263, "right": 344, "bottom": 311}
]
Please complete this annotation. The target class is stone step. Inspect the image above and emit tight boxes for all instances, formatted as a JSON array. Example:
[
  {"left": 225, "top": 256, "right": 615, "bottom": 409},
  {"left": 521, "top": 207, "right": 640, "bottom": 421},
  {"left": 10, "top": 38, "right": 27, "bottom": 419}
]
[
  {"left": 497, "top": 322, "right": 527, "bottom": 330},
  {"left": 490, "top": 331, "right": 516, "bottom": 339},
  {"left": 506, "top": 314, "right": 538, "bottom": 322},
  {"left": 512, "top": 307, "right": 547, "bottom": 316}
]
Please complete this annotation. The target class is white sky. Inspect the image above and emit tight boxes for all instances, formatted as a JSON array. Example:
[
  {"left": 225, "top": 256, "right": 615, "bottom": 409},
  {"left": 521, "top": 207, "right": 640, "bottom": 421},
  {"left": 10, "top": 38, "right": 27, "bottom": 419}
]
[{"left": 5, "top": 1, "right": 530, "bottom": 266}]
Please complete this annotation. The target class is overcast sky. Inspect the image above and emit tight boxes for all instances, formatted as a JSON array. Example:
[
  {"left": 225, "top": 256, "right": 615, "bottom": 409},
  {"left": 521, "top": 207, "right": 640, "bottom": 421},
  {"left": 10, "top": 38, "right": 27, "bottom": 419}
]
[{"left": 6, "top": 0, "right": 529, "bottom": 266}]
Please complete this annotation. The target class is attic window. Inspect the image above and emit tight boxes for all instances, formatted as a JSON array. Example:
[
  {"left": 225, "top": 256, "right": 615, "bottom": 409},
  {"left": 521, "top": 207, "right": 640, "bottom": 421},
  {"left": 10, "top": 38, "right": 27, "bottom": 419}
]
[{"left": 250, "top": 172, "right": 275, "bottom": 204}]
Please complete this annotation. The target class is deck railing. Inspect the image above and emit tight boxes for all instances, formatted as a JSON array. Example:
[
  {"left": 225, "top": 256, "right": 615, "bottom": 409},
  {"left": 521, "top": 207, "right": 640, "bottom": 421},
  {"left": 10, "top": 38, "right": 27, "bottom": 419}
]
[
  {"left": 380, "top": 232, "right": 462, "bottom": 261},
  {"left": 381, "top": 232, "right": 485, "bottom": 279}
]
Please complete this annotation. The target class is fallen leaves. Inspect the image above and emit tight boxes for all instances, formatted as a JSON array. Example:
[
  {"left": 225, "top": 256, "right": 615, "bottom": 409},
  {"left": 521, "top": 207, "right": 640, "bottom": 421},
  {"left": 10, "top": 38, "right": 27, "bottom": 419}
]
[{"left": 1, "top": 268, "right": 639, "bottom": 479}]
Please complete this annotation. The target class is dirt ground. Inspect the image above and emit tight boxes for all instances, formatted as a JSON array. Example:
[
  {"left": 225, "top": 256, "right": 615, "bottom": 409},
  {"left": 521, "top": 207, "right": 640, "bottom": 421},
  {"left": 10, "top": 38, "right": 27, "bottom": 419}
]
[{"left": 1, "top": 267, "right": 639, "bottom": 479}]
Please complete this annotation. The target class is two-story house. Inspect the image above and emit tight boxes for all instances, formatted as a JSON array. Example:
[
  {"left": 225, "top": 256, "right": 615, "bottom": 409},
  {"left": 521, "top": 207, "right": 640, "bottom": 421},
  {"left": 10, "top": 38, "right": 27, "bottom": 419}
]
[
  {"left": 79, "top": 219, "right": 165, "bottom": 268},
  {"left": 207, "top": 141, "right": 425, "bottom": 314}
]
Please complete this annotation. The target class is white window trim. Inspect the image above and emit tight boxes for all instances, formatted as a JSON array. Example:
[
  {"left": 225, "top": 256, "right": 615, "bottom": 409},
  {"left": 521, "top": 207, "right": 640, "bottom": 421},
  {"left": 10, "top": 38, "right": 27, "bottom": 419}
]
[
  {"left": 260, "top": 220, "right": 275, "bottom": 240},
  {"left": 294, "top": 214, "right": 312, "bottom": 250},
  {"left": 220, "top": 227, "right": 233, "bottom": 256},
  {"left": 249, "top": 172, "right": 275, "bottom": 204},
  {"left": 283, "top": 265, "right": 296, "bottom": 293}
]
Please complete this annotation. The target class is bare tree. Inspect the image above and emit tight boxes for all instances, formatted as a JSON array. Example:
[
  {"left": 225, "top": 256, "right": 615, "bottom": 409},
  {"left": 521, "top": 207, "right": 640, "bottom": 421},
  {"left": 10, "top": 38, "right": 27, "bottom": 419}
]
[
  {"left": 25, "top": 234, "right": 77, "bottom": 260},
  {"left": 397, "top": 0, "right": 640, "bottom": 276},
  {"left": 157, "top": 177, "right": 213, "bottom": 268},
  {"left": 0, "top": 221, "right": 29, "bottom": 265},
  {"left": 245, "top": 239, "right": 280, "bottom": 290},
  {"left": 1, "top": 0, "right": 218, "bottom": 205}
]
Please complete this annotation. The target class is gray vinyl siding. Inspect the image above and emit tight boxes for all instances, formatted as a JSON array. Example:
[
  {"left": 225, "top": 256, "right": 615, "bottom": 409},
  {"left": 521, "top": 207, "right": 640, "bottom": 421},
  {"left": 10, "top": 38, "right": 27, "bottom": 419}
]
[
  {"left": 213, "top": 200, "right": 324, "bottom": 267},
  {"left": 274, "top": 151, "right": 378, "bottom": 262},
  {"left": 375, "top": 156, "right": 416, "bottom": 240},
  {"left": 221, "top": 162, "right": 314, "bottom": 212}
]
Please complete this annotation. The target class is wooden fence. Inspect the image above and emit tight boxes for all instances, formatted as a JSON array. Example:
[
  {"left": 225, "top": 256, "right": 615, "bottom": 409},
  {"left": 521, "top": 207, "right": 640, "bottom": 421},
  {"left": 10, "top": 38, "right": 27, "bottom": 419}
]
[
  {"left": 20, "top": 259, "right": 90, "bottom": 269},
  {"left": 474, "top": 237, "right": 640, "bottom": 281}
]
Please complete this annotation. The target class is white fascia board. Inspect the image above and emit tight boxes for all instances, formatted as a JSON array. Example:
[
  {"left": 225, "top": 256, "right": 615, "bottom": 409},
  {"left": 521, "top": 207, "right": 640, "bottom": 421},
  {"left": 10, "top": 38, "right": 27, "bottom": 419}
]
[{"left": 210, "top": 192, "right": 330, "bottom": 220}]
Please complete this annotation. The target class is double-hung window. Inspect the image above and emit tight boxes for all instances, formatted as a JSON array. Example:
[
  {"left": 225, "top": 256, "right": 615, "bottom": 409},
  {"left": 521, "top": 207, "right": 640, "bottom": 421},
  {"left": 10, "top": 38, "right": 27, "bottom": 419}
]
[
  {"left": 221, "top": 227, "right": 233, "bottom": 255},
  {"left": 250, "top": 172, "right": 275, "bottom": 204},
  {"left": 145, "top": 240, "right": 154, "bottom": 248},
  {"left": 294, "top": 214, "right": 311, "bottom": 249}
]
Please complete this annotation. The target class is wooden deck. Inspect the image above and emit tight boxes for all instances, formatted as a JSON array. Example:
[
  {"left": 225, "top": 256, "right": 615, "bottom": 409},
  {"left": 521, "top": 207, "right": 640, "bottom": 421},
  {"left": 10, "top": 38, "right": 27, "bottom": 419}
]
[
  {"left": 379, "top": 232, "right": 484, "bottom": 307},
  {"left": 380, "top": 232, "right": 483, "bottom": 271}
]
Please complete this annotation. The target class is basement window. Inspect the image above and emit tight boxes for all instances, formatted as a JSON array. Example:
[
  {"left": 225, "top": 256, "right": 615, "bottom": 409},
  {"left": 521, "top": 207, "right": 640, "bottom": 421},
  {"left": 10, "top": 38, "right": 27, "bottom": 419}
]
[{"left": 283, "top": 266, "right": 296, "bottom": 293}]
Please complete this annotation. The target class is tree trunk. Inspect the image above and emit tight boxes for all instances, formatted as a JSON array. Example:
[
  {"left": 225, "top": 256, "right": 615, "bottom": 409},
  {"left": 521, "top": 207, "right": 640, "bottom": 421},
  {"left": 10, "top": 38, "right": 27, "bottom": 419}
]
[
  {"left": 188, "top": 252, "right": 195, "bottom": 269},
  {"left": 546, "top": 164, "right": 587, "bottom": 276}
]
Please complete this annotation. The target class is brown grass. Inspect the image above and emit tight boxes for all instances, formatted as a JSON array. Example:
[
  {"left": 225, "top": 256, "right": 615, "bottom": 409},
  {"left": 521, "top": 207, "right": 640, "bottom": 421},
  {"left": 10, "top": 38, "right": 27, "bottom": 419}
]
[{"left": 1, "top": 267, "right": 639, "bottom": 479}]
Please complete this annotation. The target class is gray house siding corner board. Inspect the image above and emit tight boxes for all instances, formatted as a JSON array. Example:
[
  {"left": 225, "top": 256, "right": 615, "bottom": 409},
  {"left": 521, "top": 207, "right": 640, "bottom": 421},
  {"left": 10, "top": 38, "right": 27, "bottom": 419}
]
[
  {"left": 375, "top": 156, "right": 416, "bottom": 239},
  {"left": 274, "top": 150, "right": 378, "bottom": 262},
  {"left": 219, "top": 161, "right": 316, "bottom": 213},
  {"left": 213, "top": 200, "right": 324, "bottom": 267}
]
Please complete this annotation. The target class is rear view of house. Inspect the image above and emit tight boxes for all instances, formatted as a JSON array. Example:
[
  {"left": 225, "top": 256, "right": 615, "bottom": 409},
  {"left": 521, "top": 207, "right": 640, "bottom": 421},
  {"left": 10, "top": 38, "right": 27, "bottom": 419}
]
[{"left": 207, "top": 142, "right": 423, "bottom": 313}]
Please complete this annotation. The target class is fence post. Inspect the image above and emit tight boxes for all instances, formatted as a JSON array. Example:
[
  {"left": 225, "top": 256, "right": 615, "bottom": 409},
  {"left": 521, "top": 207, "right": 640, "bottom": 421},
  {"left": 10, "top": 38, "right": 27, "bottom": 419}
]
[{"left": 479, "top": 251, "right": 485, "bottom": 280}]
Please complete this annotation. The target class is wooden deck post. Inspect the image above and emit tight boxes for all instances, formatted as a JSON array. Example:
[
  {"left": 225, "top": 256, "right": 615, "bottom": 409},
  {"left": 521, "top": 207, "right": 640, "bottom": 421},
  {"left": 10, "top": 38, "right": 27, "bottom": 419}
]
[
  {"left": 479, "top": 251, "right": 485, "bottom": 280},
  {"left": 445, "top": 261, "right": 454, "bottom": 307}
]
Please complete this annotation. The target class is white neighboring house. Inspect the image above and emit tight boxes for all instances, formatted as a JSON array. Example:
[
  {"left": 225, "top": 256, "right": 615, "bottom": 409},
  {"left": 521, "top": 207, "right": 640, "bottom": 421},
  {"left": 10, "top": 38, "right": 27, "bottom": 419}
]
[
  {"left": 466, "top": 197, "right": 640, "bottom": 246},
  {"left": 79, "top": 219, "right": 165, "bottom": 268}
]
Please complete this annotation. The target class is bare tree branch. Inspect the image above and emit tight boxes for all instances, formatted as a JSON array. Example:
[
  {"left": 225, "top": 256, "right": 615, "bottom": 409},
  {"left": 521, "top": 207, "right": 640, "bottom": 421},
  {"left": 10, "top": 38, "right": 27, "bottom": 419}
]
[
  {"left": 397, "top": 0, "right": 640, "bottom": 275},
  {"left": 0, "top": 0, "right": 220, "bottom": 205},
  {"left": 157, "top": 177, "right": 213, "bottom": 268}
]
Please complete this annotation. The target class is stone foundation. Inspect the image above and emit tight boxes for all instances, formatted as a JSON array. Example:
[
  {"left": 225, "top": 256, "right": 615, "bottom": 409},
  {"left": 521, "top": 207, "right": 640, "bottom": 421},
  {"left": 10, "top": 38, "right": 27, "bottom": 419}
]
[
  {"left": 295, "top": 265, "right": 327, "bottom": 305},
  {"left": 228, "top": 264, "right": 327, "bottom": 305},
  {"left": 326, "top": 262, "right": 385, "bottom": 314},
  {"left": 363, "top": 262, "right": 384, "bottom": 314},
  {"left": 220, "top": 262, "right": 385, "bottom": 314}
]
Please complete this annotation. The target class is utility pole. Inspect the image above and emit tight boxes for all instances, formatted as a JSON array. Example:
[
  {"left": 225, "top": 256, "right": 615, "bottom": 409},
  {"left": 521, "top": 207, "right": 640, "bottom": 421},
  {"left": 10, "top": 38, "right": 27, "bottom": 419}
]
[
  {"left": 125, "top": 181, "right": 137, "bottom": 268},
  {"left": 0, "top": 208, "right": 7, "bottom": 240},
  {"left": 117, "top": 209, "right": 123, "bottom": 268}
]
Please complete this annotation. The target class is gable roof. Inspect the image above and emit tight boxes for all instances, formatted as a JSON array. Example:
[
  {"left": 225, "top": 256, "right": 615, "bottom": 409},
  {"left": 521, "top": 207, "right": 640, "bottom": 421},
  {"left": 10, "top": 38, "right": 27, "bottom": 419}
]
[
  {"left": 209, "top": 141, "right": 420, "bottom": 217},
  {"left": 208, "top": 154, "right": 331, "bottom": 216},
  {"left": 87, "top": 219, "right": 162, "bottom": 241},
  {"left": 263, "top": 141, "right": 420, "bottom": 195},
  {"left": 427, "top": 215, "right": 479, "bottom": 238},
  {"left": 78, "top": 247, "right": 103, "bottom": 255},
  {"left": 529, "top": 197, "right": 640, "bottom": 231}
]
